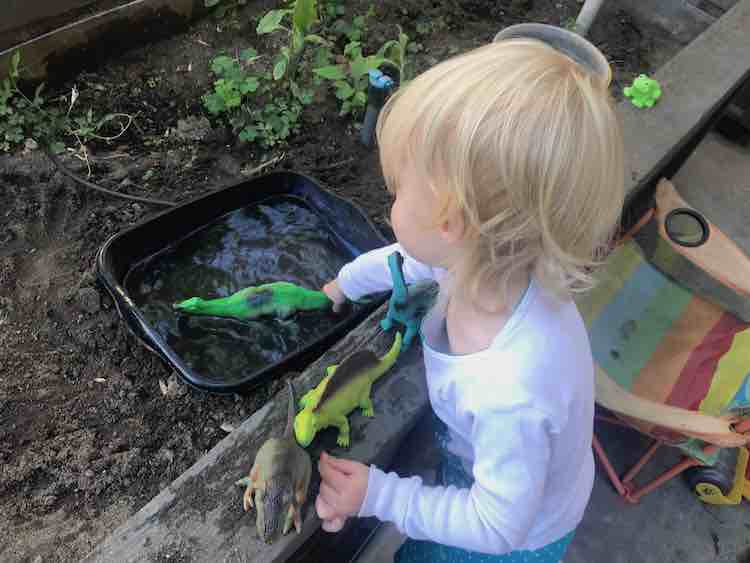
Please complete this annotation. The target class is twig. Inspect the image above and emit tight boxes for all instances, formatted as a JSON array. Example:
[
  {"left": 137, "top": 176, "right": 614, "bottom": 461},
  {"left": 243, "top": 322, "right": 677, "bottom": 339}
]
[
  {"left": 44, "top": 147, "right": 176, "bottom": 207},
  {"left": 243, "top": 153, "right": 285, "bottom": 176}
]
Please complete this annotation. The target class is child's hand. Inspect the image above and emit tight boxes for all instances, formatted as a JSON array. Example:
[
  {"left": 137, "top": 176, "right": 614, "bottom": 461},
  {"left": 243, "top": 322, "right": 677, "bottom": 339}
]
[
  {"left": 316, "top": 452, "right": 369, "bottom": 531},
  {"left": 323, "top": 280, "right": 347, "bottom": 313}
]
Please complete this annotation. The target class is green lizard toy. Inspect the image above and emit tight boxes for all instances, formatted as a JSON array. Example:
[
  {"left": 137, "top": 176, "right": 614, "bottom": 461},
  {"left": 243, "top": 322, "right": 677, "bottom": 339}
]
[
  {"left": 294, "top": 331, "right": 402, "bottom": 448},
  {"left": 173, "top": 281, "right": 331, "bottom": 320},
  {"left": 236, "top": 381, "right": 312, "bottom": 544}
]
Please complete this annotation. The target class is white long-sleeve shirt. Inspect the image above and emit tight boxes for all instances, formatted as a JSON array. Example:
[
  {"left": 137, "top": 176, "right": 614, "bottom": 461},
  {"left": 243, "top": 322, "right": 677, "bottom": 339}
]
[{"left": 337, "top": 243, "right": 595, "bottom": 555}]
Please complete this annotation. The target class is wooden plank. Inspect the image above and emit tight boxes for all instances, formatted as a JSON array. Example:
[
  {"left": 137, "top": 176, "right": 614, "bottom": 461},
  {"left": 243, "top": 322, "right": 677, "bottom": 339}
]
[
  {"left": 2, "top": 0, "right": 100, "bottom": 34},
  {"left": 83, "top": 303, "right": 429, "bottom": 563},
  {"left": 0, "top": 0, "right": 206, "bottom": 83}
]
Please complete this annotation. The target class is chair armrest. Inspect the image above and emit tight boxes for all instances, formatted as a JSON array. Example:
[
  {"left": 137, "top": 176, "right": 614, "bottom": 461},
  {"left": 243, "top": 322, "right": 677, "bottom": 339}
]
[
  {"left": 595, "top": 365, "right": 749, "bottom": 447},
  {"left": 655, "top": 178, "right": 750, "bottom": 299}
]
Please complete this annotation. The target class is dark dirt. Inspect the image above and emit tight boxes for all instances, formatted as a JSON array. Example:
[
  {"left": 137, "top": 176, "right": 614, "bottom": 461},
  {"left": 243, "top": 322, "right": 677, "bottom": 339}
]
[{"left": 0, "top": 2, "right": 657, "bottom": 561}]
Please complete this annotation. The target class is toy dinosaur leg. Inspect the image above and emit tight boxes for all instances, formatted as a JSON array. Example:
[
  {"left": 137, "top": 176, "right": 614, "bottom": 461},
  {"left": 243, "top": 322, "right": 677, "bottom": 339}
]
[
  {"left": 359, "top": 395, "right": 375, "bottom": 418},
  {"left": 282, "top": 503, "right": 295, "bottom": 535},
  {"left": 403, "top": 323, "right": 418, "bottom": 350},
  {"left": 333, "top": 415, "right": 351, "bottom": 447},
  {"left": 292, "top": 455, "right": 311, "bottom": 534},
  {"left": 243, "top": 487, "right": 254, "bottom": 512},
  {"left": 241, "top": 465, "right": 260, "bottom": 511}
]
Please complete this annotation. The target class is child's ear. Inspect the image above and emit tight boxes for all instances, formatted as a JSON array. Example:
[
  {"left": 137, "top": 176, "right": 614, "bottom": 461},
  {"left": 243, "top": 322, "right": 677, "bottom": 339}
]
[{"left": 439, "top": 211, "right": 466, "bottom": 244}]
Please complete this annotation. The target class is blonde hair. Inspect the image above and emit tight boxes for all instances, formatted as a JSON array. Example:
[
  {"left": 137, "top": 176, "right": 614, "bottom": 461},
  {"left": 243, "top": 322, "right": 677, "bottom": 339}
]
[{"left": 376, "top": 39, "right": 624, "bottom": 308}]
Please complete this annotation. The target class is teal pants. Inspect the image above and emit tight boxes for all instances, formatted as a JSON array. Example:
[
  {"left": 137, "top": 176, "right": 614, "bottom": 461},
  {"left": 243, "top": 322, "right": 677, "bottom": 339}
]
[{"left": 394, "top": 415, "right": 575, "bottom": 563}]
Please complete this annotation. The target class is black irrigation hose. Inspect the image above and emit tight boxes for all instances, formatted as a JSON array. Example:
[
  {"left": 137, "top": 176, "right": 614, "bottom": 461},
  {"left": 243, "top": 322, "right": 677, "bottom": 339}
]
[{"left": 44, "top": 146, "right": 176, "bottom": 207}]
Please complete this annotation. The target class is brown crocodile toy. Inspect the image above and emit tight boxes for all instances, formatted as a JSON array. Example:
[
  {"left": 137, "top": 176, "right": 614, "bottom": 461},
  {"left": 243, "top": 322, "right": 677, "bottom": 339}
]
[{"left": 236, "top": 380, "right": 312, "bottom": 544}]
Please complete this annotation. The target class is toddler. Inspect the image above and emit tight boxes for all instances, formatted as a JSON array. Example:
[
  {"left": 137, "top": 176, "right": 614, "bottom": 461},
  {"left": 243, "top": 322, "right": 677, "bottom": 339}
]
[{"left": 315, "top": 36, "right": 624, "bottom": 563}]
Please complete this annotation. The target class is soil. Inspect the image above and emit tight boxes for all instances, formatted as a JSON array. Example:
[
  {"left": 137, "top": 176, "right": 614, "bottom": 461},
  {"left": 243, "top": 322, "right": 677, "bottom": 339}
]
[{"left": 0, "top": 2, "right": 657, "bottom": 561}]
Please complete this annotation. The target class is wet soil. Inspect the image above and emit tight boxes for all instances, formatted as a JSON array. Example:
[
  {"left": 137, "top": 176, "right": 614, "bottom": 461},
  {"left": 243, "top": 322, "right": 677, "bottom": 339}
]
[{"left": 0, "top": 1, "right": 656, "bottom": 561}]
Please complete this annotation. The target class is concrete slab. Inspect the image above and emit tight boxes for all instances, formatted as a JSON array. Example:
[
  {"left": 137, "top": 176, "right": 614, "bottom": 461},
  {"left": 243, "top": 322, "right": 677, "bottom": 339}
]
[
  {"left": 568, "top": 422, "right": 750, "bottom": 563},
  {"left": 83, "top": 304, "right": 430, "bottom": 563},
  {"left": 618, "top": 0, "right": 716, "bottom": 46},
  {"left": 619, "top": 0, "right": 750, "bottom": 204}
]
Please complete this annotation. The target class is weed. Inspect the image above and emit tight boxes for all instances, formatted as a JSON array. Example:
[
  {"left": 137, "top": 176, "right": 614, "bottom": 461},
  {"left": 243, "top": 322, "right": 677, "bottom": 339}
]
[
  {"left": 314, "top": 25, "right": 409, "bottom": 117},
  {"left": 0, "top": 51, "right": 132, "bottom": 155}
]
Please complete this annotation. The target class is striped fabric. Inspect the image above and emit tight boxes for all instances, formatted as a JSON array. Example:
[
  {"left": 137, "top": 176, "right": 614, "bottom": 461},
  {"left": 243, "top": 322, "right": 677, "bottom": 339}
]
[{"left": 576, "top": 240, "right": 750, "bottom": 460}]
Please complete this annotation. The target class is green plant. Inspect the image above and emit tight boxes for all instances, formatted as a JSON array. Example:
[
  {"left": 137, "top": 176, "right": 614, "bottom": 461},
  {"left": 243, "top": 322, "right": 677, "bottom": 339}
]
[
  {"left": 204, "top": 0, "right": 328, "bottom": 147},
  {"left": 203, "top": 49, "right": 261, "bottom": 115},
  {"left": 313, "top": 25, "right": 409, "bottom": 117},
  {"left": 0, "top": 51, "right": 131, "bottom": 154},
  {"left": 256, "top": 0, "right": 329, "bottom": 83},
  {"left": 203, "top": 47, "right": 312, "bottom": 147}
]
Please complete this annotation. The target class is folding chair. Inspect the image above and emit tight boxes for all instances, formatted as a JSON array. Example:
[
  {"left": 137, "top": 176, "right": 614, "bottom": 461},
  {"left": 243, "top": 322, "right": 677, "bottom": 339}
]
[{"left": 576, "top": 179, "right": 750, "bottom": 504}]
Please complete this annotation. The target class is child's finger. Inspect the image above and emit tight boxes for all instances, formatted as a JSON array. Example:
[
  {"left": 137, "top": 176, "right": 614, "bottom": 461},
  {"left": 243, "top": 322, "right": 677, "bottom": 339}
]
[
  {"left": 321, "top": 516, "right": 346, "bottom": 533},
  {"left": 319, "top": 457, "right": 350, "bottom": 492},
  {"left": 324, "top": 453, "right": 362, "bottom": 474},
  {"left": 318, "top": 481, "right": 342, "bottom": 510},
  {"left": 315, "top": 493, "right": 336, "bottom": 520}
]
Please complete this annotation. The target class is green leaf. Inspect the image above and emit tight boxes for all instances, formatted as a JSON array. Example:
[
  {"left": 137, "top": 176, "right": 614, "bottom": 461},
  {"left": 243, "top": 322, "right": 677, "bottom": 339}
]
[
  {"left": 304, "top": 34, "right": 329, "bottom": 46},
  {"left": 313, "top": 47, "right": 332, "bottom": 67},
  {"left": 299, "top": 88, "right": 314, "bottom": 105},
  {"left": 211, "top": 56, "right": 236, "bottom": 76},
  {"left": 240, "top": 48, "right": 259, "bottom": 62},
  {"left": 240, "top": 76, "right": 259, "bottom": 93},
  {"left": 11, "top": 51, "right": 21, "bottom": 79},
  {"left": 291, "top": 29, "right": 305, "bottom": 54},
  {"left": 350, "top": 55, "right": 385, "bottom": 78},
  {"left": 334, "top": 81, "right": 354, "bottom": 100},
  {"left": 343, "top": 41, "right": 362, "bottom": 58},
  {"left": 377, "top": 39, "right": 398, "bottom": 59},
  {"left": 205, "top": 0, "right": 222, "bottom": 7},
  {"left": 353, "top": 91, "right": 367, "bottom": 106},
  {"left": 257, "top": 10, "right": 290, "bottom": 34},
  {"left": 340, "top": 100, "right": 352, "bottom": 115},
  {"left": 239, "top": 127, "right": 259, "bottom": 142},
  {"left": 313, "top": 65, "right": 346, "bottom": 80},
  {"left": 273, "top": 56, "right": 288, "bottom": 81},
  {"left": 293, "top": 0, "right": 318, "bottom": 34},
  {"left": 214, "top": 79, "right": 242, "bottom": 108},
  {"left": 49, "top": 141, "right": 65, "bottom": 154}
]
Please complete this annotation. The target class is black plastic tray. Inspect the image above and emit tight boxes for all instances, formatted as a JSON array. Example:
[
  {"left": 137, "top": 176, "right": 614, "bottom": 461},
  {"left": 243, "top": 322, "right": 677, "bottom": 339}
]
[{"left": 96, "top": 171, "right": 389, "bottom": 394}]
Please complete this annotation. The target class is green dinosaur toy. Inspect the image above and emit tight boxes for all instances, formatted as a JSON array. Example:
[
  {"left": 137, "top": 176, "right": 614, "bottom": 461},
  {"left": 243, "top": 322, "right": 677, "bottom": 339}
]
[
  {"left": 294, "top": 332, "right": 402, "bottom": 447},
  {"left": 173, "top": 281, "right": 331, "bottom": 320},
  {"left": 236, "top": 381, "right": 312, "bottom": 544},
  {"left": 623, "top": 74, "right": 662, "bottom": 108}
]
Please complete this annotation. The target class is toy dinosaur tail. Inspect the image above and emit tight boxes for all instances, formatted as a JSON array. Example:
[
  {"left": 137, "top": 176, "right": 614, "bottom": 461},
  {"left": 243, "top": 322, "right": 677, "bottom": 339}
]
[
  {"left": 371, "top": 331, "right": 402, "bottom": 383},
  {"left": 285, "top": 380, "right": 297, "bottom": 438}
]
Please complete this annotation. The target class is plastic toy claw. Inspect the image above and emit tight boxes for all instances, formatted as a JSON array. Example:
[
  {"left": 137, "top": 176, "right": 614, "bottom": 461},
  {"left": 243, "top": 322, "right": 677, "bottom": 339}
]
[
  {"left": 380, "top": 252, "right": 430, "bottom": 351},
  {"left": 623, "top": 74, "right": 662, "bottom": 108}
]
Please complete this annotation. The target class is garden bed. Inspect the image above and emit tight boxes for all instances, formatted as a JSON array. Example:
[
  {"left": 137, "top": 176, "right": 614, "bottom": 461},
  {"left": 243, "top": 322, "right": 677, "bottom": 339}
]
[{"left": 0, "top": 1, "right": 657, "bottom": 561}]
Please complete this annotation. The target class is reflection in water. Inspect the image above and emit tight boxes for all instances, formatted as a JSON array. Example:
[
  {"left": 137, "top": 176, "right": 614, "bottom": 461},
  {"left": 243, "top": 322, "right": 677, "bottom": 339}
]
[{"left": 125, "top": 197, "right": 353, "bottom": 386}]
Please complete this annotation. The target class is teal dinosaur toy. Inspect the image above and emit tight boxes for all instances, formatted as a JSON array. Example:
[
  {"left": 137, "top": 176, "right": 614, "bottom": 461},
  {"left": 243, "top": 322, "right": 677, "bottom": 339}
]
[
  {"left": 380, "top": 252, "right": 432, "bottom": 351},
  {"left": 294, "top": 332, "right": 402, "bottom": 447},
  {"left": 173, "top": 281, "right": 331, "bottom": 320},
  {"left": 623, "top": 74, "right": 662, "bottom": 108}
]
